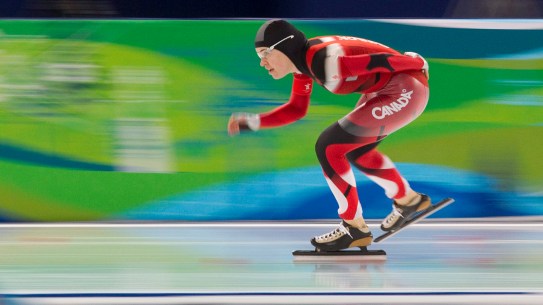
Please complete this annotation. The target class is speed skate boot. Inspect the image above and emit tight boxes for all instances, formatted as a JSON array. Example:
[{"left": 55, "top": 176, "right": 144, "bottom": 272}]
[
  {"left": 311, "top": 221, "right": 373, "bottom": 252},
  {"left": 381, "top": 193, "right": 432, "bottom": 232}
]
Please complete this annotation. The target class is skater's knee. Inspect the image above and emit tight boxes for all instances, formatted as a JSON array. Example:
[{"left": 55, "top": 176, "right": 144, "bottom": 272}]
[
  {"left": 315, "top": 136, "right": 326, "bottom": 163},
  {"left": 346, "top": 142, "right": 381, "bottom": 166},
  {"left": 354, "top": 148, "right": 384, "bottom": 168},
  {"left": 315, "top": 124, "right": 336, "bottom": 162}
]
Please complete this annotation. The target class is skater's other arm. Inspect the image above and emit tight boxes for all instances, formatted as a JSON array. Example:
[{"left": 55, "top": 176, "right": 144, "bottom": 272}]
[
  {"left": 228, "top": 73, "right": 313, "bottom": 136},
  {"left": 338, "top": 52, "right": 429, "bottom": 79}
]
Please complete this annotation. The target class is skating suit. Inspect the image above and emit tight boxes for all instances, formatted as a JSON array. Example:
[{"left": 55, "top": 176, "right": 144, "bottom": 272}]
[{"left": 259, "top": 35, "right": 429, "bottom": 220}]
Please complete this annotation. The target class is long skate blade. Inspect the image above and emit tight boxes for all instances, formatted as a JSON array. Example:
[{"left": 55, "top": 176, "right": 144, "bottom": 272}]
[
  {"left": 374, "top": 197, "right": 455, "bottom": 243},
  {"left": 292, "top": 249, "right": 387, "bottom": 262}
]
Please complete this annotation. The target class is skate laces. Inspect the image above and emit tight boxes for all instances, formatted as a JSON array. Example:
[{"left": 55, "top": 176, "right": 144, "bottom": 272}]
[
  {"left": 315, "top": 222, "right": 352, "bottom": 242},
  {"left": 383, "top": 205, "right": 404, "bottom": 226}
]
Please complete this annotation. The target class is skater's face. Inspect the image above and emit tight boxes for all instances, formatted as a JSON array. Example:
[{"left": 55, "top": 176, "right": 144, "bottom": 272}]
[{"left": 256, "top": 47, "right": 297, "bottom": 79}]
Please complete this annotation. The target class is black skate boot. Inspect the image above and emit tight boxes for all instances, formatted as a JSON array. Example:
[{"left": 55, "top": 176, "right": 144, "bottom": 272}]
[
  {"left": 381, "top": 193, "right": 432, "bottom": 232},
  {"left": 311, "top": 221, "right": 373, "bottom": 252}
]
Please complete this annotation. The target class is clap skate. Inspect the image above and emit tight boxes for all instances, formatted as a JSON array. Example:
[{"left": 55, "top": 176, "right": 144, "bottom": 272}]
[
  {"left": 381, "top": 193, "right": 433, "bottom": 232},
  {"left": 293, "top": 221, "right": 387, "bottom": 261},
  {"left": 374, "top": 197, "right": 455, "bottom": 243},
  {"left": 293, "top": 197, "right": 455, "bottom": 260}
]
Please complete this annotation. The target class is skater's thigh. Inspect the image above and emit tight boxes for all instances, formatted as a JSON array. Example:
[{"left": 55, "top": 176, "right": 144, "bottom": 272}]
[{"left": 339, "top": 73, "right": 429, "bottom": 138}]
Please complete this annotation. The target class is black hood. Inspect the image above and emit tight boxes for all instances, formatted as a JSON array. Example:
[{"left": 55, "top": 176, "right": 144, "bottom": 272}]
[{"left": 255, "top": 19, "right": 309, "bottom": 75}]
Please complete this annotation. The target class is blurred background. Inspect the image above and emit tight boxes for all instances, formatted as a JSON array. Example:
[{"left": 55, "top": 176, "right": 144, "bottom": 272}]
[{"left": 0, "top": 0, "right": 542, "bottom": 222}]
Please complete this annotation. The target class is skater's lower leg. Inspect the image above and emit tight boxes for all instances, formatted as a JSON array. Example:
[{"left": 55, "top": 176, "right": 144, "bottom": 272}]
[
  {"left": 394, "top": 190, "right": 421, "bottom": 206},
  {"left": 315, "top": 124, "right": 371, "bottom": 224},
  {"left": 346, "top": 147, "right": 432, "bottom": 231},
  {"left": 348, "top": 147, "right": 418, "bottom": 204},
  {"left": 345, "top": 217, "right": 370, "bottom": 232}
]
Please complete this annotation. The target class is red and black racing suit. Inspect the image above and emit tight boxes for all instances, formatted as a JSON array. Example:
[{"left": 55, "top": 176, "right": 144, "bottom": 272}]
[{"left": 258, "top": 35, "right": 429, "bottom": 220}]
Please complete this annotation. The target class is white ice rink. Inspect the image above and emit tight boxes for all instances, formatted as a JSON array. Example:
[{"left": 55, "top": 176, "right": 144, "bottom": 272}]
[{"left": 0, "top": 220, "right": 542, "bottom": 304}]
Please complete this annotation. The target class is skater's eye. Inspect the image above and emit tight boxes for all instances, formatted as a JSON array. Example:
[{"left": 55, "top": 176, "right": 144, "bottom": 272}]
[
  {"left": 257, "top": 35, "right": 294, "bottom": 60},
  {"left": 258, "top": 49, "right": 272, "bottom": 60}
]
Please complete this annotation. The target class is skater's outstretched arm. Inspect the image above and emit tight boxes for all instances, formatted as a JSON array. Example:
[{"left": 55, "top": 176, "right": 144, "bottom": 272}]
[{"left": 228, "top": 73, "right": 313, "bottom": 136}]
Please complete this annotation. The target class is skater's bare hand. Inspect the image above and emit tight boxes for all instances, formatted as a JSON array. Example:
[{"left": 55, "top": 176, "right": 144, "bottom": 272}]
[
  {"left": 227, "top": 114, "right": 244, "bottom": 136},
  {"left": 227, "top": 112, "right": 260, "bottom": 136}
]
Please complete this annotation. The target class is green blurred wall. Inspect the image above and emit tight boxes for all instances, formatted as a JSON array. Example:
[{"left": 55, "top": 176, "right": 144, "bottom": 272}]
[{"left": 0, "top": 19, "right": 542, "bottom": 221}]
